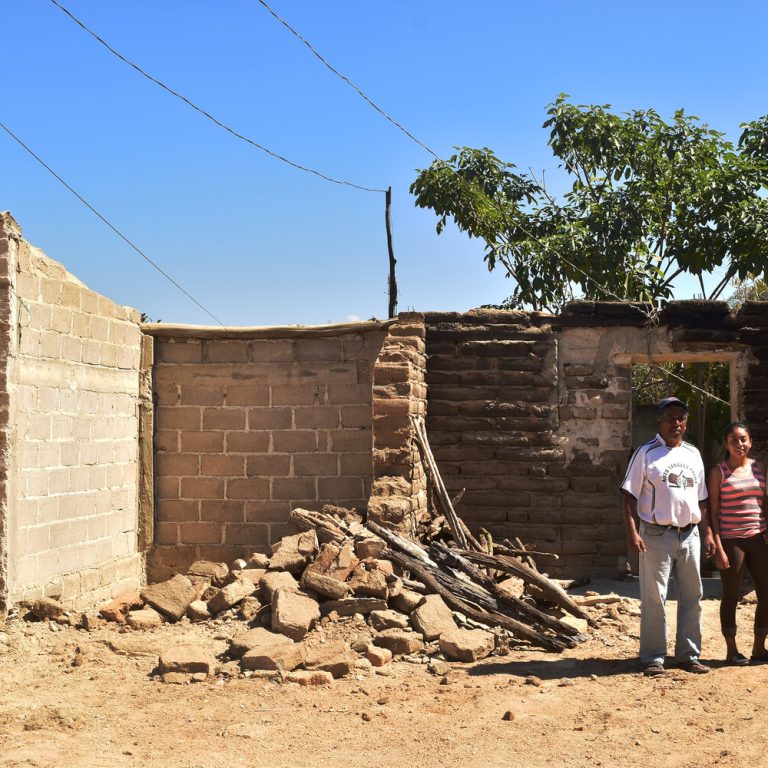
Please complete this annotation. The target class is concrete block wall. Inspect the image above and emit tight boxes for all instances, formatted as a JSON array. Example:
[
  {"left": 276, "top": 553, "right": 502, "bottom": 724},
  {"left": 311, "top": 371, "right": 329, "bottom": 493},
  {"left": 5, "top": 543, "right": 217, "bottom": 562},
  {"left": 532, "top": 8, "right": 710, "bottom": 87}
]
[
  {"left": 147, "top": 323, "right": 389, "bottom": 580},
  {"left": 369, "top": 313, "right": 428, "bottom": 534},
  {"left": 0, "top": 212, "right": 143, "bottom": 610}
]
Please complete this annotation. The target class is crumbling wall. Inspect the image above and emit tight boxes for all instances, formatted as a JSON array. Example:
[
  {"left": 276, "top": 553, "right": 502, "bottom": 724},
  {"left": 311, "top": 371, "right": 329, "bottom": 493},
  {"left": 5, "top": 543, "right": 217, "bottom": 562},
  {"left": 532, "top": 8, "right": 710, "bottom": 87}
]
[
  {"left": 424, "top": 310, "right": 563, "bottom": 560},
  {"left": 369, "top": 312, "right": 428, "bottom": 534},
  {"left": 424, "top": 303, "right": 764, "bottom": 577},
  {"left": 147, "top": 323, "right": 389, "bottom": 580},
  {"left": 0, "top": 212, "right": 143, "bottom": 609}
]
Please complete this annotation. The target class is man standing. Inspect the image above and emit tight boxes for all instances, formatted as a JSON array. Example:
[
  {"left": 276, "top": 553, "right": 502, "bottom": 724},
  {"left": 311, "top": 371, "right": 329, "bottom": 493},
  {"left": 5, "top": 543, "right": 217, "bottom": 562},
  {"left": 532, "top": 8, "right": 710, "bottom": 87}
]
[{"left": 621, "top": 396, "right": 715, "bottom": 676}]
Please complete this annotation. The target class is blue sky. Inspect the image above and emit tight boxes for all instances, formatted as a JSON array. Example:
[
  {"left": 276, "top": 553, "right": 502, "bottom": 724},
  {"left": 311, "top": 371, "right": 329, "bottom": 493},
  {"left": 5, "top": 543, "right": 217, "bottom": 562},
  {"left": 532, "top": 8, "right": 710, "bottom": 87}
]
[{"left": 2, "top": 1, "right": 767, "bottom": 326}]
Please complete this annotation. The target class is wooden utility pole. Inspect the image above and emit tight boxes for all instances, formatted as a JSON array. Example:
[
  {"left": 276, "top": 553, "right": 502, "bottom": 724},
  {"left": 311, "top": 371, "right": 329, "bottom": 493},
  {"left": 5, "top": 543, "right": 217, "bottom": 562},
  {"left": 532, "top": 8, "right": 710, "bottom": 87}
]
[{"left": 385, "top": 186, "right": 397, "bottom": 318}]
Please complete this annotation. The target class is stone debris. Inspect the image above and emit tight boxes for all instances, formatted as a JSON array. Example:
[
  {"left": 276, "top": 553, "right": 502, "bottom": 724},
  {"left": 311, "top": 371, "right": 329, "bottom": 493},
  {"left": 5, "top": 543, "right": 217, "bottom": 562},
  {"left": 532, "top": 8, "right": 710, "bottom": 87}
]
[
  {"left": 410, "top": 594, "right": 456, "bottom": 641},
  {"left": 98, "top": 591, "right": 143, "bottom": 623},
  {"left": 186, "top": 560, "right": 229, "bottom": 587},
  {"left": 368, "top": 609, "right": 409, "bottom": 632},
  {"left": 207, "top": 578, "right": 256, "bottom": 615},
  {"left": 259, "top": 571, "right": 300, "bottom": 602},
  {"left": 127, "top": 607, "right": 164, "bottom": 630},
  {"left": 30, "top": 598, "right": 69, "bottom": 623},
  {"left": 439, "top": 628, "right": 495, "bottom": 662},
  {"left": 373, "top": 629, "right": 425, "bottom": 656},
  {"left": 86, "top": 503, "right": 596, "bottom": 686},
  {"left": 271, "top": 588, "right": 321, "bottom": 641},
  {"left": 303, "top": 640, "right": 356, "bottom": 679},
  {"left": 140, "top": 575, "right": 197, "bottom": 622},
  {"left": 284, "top": 670, "right": 334, "bottom": 686}
]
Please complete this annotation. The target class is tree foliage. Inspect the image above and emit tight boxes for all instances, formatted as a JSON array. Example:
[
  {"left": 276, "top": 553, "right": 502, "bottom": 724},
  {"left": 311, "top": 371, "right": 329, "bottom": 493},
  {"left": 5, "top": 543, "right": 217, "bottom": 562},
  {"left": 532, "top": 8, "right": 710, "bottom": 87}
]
[{"left": 411, "top": 96, "right": 768, "bottom": 311}]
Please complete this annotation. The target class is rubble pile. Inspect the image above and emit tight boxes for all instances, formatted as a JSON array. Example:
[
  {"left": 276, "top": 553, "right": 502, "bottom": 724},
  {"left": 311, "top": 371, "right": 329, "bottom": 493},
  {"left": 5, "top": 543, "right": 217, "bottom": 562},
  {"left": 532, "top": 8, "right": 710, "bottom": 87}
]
[{"left": 42, "top": 501, "right": 597, "bottom": 685}]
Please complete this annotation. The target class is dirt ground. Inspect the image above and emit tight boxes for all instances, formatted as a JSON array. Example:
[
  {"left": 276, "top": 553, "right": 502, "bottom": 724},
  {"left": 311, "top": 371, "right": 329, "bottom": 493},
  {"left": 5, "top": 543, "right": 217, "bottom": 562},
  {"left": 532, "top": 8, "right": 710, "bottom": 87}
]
[{"left": 1, "top": 579, "right": 766, "bottom": 768}]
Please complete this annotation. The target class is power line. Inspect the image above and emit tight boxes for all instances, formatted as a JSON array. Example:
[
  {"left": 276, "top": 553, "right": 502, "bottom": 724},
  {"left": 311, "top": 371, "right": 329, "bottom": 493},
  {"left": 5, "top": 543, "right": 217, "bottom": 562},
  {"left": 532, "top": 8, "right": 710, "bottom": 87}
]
[
  {"left": 0, "top": 119, "right": 225, "bottom": 326},
  {"left": 48, "top": 0, "right": 385, "bottom": 194},
  {"left": 257, "top": 0, "right": 439, "bottom": 160}
]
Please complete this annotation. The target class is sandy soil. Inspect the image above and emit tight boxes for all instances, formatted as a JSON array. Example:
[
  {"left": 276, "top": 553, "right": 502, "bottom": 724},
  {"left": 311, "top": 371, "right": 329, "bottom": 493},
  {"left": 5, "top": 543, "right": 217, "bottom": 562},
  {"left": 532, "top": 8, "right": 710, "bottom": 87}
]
[{"left": 0, "top": 581, "right": 765, "bottom": 768}]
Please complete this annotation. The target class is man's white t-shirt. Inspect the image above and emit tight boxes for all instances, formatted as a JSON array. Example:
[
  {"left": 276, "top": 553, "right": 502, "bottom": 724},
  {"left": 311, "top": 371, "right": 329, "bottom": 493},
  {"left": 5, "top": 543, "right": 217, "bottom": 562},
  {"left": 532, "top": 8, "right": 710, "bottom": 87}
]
[{"left": 621, "top": 434, "right": 708, "bottom": 526}]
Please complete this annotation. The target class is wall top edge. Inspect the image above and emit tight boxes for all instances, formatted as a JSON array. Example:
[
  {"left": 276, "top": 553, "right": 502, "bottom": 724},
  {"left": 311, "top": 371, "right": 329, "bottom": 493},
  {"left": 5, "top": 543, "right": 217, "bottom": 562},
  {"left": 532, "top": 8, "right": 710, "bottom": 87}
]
[{"left": 142, "top": 318, "right": 398, "bottom": 340}]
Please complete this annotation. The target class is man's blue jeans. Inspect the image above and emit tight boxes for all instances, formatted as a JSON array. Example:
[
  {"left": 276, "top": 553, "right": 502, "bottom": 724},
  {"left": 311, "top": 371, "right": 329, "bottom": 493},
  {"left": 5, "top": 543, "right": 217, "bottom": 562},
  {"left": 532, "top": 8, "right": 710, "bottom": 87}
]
[{"left": 639, "top": 521, "right": 703, "bottom": 665}]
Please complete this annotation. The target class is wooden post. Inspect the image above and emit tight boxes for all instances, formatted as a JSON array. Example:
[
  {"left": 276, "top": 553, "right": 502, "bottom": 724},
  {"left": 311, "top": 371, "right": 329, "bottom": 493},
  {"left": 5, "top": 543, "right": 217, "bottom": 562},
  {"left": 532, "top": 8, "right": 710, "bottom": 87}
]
[{"left": 385, "top": 187, "right": 397, "bottom": 318}]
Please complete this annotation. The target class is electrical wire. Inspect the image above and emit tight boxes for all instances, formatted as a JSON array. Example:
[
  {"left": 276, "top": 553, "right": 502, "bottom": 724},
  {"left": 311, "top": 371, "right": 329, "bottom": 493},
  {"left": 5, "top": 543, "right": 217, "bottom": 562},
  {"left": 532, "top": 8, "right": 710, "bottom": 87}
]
[
  {"left": 48, "top": 0, "right": 385, "bottom": 194},
  {"left": 256, "top": 0, "right": 439, "bottom": 161},
  {"left": 0, "top": 119, "right": 225, "bottom": 326}
]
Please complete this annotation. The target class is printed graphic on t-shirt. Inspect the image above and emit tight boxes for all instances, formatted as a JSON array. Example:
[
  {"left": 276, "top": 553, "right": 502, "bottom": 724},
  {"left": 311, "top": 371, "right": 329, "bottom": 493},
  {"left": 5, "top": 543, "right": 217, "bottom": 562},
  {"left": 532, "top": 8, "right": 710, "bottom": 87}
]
[{"left": 663, "top": 463, "right": 696, "bottom": 490}]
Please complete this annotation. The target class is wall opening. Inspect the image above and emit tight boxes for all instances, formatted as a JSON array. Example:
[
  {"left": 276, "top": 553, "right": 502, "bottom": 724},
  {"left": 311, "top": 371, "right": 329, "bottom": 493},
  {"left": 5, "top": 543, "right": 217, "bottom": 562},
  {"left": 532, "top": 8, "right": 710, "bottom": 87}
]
[{"left": 630, "top": 360, "right": 732, "bottom": 469}]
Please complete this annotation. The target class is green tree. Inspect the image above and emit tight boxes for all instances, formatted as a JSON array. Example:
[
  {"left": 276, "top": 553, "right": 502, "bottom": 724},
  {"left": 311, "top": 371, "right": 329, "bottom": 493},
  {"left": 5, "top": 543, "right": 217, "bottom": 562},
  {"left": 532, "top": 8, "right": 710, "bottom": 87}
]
[{"left": 411, "top": 96, "right": 768, "bottom": 311}]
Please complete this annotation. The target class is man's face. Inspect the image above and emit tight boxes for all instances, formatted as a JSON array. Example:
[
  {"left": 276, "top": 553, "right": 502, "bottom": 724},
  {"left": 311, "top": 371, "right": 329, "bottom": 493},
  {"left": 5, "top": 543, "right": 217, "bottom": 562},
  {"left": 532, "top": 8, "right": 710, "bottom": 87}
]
[{"left": 657, "top": 406, "right": 688, "bottom": 446}]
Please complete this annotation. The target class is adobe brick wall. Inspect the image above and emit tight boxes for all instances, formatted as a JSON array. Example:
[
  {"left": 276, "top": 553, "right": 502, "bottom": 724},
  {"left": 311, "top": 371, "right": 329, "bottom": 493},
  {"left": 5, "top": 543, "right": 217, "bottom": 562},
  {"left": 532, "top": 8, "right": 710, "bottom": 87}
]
[
  {"left": 425, "top": 303, "right": 766, "bottom": 577},
  {"left": 146, "top": 323, "right": 389, "bottom": 580},
  {"left": 0, "top": 212, "right": 143, "bottom": 609},
  {"left": 369, "top": 313, "right": 428, "bottom": 534}
]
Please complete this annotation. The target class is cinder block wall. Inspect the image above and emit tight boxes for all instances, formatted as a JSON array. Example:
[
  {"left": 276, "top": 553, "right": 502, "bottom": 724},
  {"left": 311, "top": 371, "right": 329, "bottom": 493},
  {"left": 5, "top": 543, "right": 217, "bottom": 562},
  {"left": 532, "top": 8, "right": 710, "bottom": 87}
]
[
  {"left": 146, "top": 323, "right": 389, "bottom": 580},
  {"left": 0, "top": 212, "right": 143, "bottom": 610}
]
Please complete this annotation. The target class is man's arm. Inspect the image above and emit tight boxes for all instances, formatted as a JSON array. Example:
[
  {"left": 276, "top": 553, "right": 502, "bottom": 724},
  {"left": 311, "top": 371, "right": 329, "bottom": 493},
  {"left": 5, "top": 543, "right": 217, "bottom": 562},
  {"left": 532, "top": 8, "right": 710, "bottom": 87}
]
[{"left": 622, "top": 491, "right": 645, "bottom": 553}]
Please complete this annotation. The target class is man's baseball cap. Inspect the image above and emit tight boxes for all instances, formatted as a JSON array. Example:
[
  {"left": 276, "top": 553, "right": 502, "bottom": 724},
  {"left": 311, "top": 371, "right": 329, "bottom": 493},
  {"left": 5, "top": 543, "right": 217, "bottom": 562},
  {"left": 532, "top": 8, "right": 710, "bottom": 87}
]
[{"left": 657, "top": 396, "right": 688, "bottom": 413}]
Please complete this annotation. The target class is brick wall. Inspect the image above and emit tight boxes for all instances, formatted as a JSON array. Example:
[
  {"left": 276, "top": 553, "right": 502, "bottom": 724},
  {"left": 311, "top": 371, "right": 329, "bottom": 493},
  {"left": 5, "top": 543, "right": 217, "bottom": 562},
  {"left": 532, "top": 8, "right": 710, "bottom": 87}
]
[
  {"left": 0, "top": 212, "right": 143, "bottom": 609},
  {"left": 147, "top": 323, "right": 389, "bottom": 580},
  {"left": 424, "top": 310, "right": 565, "bottom": 566},
  {"left": 369, "top": 313, "right": 428, "bottom": 534},
  {"left": 424, "top": 303, "right": 765, "bottom": 577}
]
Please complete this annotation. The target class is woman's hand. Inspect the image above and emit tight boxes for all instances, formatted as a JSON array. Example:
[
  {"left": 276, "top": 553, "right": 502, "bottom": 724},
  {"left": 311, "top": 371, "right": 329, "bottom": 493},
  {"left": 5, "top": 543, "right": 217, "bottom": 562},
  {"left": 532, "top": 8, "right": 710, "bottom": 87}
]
[{"left": 715, "top": 546, "right": 729, "bottom": 571}]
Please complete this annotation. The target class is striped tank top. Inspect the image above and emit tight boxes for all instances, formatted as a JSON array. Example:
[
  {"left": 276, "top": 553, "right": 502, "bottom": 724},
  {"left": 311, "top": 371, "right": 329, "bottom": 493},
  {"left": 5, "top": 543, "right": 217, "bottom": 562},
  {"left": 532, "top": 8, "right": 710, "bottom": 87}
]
[{"left": 719, "top": 460, "right": 766, "bottom": 539}]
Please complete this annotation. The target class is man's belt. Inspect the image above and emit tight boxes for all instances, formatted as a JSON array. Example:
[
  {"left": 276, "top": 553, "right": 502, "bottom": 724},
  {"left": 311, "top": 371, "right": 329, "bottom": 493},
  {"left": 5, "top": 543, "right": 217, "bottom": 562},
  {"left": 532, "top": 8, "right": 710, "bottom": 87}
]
[{"left": 647, "top": 522, "right": 696, "bottom": 533}]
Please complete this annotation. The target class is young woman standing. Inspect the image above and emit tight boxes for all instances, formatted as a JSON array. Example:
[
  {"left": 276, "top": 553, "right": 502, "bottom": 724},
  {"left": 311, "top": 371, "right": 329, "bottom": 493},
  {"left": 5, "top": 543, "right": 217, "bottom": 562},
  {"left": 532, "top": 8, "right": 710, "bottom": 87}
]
[{"left": 708, "top": 422, "right": 768, "bottom": 664}]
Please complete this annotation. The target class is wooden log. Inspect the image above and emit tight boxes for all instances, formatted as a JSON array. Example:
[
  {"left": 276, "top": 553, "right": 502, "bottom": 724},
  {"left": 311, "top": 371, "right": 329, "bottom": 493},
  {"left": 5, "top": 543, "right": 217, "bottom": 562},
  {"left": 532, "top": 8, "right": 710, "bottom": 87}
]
[
  {"left": 384, "top": 548, "right": 570, "bottom": 652},
  {"left": 429, "top": 542, "right": 585, "bottom": 641},
  {"left": 452, "top": 549, "right": 598, "bottom": 628}
]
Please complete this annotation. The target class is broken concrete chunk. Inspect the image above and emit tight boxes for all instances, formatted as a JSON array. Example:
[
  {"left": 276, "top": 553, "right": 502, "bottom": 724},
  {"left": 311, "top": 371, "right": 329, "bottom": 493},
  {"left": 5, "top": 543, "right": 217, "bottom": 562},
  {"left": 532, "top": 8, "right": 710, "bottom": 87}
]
[
  {"left": 259, "top": 571, "right": 299, "bottom": 603},
  {"left": 301, "top": 569, "right": 350, "bottom": 600},
  {"left": 365, "top": 645, "right": 393, "bottom": 667},
  {"left": 98, "top": 591, "right": 143, "bottom": 623},
  {"left": 247, "top": 553, "right": 270, "bottom": 569},
  {"left": 241, "top": 641, "right": 306, "bottom": 672},
  {"left": 186, "top": 601, "right": 211, "bottom": 622},
  {"left": 207, "top": 578, "right": 256, "bottom": 615},
  {"left": 158, "top": 644, "right": 214, "bottom": 676},
  {"left": 238, "top": 596, "right": 262, "bottom": 623},
  {"left": 127, "top": 607, "right": 164, "bottom": 630},
  {"left": 268, "top": 530, "right": 318, "bottom": 573},
  {"left": 186, "top": 560, "right": 229, "bottom": 587},
  {"left": 410, "top": 594, "right": 456, "bottom": 641},
  {"left": 30, "top": 597, "right": 68, "bottom": 622},
  {"left": 354, "top": 536, "right": 386, "bottom": 561},
  {"left": 438, "top": 628, "right": 495, "bottom": 662},
  {"left": 347, "top": 563, "right": 388, "bottom": 599},
  {"left": 303, "top": 640, "right": 355, "bottom": 679},
  {"left": 229, "top": 627, "right": 292, "bottom": 659},
  {"left": 373, "top": 629, "right": 425, "bottom": 656},
  {"left": 284, "top": 670, "right": 333, "bottom": 686},
  {"left": 141, "top": 575, "right": 197, "bottom": 622},
  {"left": 390, "top": 588, "right": 424, "bottom": 614},
  {"left": 369, "top": 609, "right": 409, "bottom": 632},
  {"left": 232, "top": 568, "right": 267, "bottom": 586},
  {"left": 320, "top": 598, "right": 387, "bottom": 617},
  {"left": 271, "top": 589, "right": 320, "bottom": 641}
]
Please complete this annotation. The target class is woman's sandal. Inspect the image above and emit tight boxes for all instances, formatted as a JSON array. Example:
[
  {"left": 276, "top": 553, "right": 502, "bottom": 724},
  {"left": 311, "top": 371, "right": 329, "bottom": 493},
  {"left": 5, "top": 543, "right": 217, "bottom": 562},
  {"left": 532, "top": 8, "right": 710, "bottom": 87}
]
[
  {"left": 750, "top": 652, "right": 768, "bottom": 664},
  {"left": 726, "top": 652, "right": 749, "bottom": 666}
]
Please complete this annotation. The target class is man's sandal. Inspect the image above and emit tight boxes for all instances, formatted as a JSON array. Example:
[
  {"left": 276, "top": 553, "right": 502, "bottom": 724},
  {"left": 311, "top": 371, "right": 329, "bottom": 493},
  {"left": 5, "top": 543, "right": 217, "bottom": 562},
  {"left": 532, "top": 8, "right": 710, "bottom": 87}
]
[
  {"left": 642, "top": 662, "right": 666, "bottom": 677},
  {"left": 679, "top": 659, "right": 710, "bottom": 674}
]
